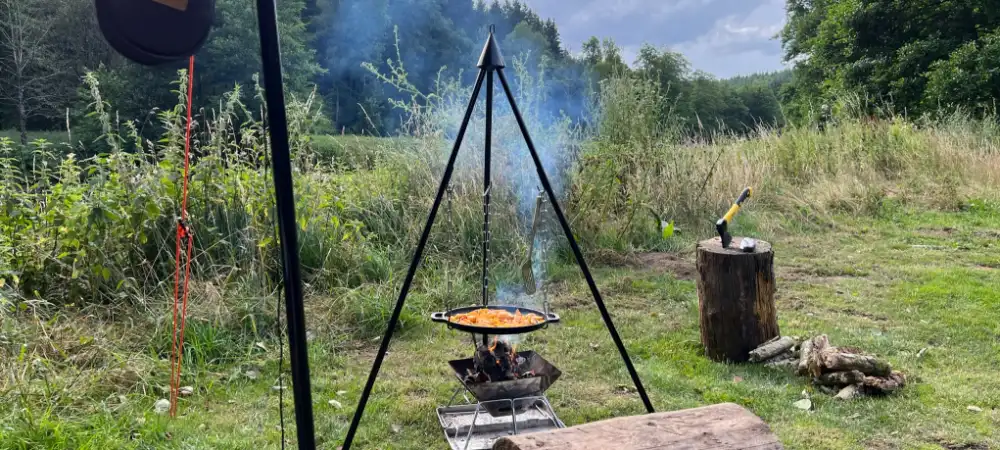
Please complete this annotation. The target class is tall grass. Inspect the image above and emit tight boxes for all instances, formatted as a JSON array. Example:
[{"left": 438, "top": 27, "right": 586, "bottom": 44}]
[{"left": 568, "top": 74, "right": 1000, "bottom": 251}]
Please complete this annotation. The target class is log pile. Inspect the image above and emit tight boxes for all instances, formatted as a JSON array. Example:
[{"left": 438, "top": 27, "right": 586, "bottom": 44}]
[{"left": 750, "top": 335, "right": 905, "bottom": 399}]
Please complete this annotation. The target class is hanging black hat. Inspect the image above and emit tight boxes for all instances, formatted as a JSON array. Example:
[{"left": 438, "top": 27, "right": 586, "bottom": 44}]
[{"left": 95, "top": 0, "right": 215, "bottom": 66}]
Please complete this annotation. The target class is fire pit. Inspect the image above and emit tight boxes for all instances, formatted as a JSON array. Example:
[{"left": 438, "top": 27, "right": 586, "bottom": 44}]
[{"left": 449, "top": 341, "right": 561, "bottom": 416}]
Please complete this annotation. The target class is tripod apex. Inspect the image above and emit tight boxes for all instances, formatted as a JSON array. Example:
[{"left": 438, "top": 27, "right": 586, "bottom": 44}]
[{"left": 477, "top": 26, "right": 505, "bottom": 70}]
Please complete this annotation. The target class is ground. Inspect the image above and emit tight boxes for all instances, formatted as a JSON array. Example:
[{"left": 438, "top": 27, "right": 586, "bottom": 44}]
[{"left": 2, "top": 206, "right": 999, "bottom": 449}]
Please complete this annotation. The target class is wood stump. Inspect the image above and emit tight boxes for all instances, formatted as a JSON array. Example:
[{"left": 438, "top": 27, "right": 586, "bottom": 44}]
[
  {"left": 492, "top": 403, "right": 783, "bottom": 450},
  {"left": 696, "top": 237, "right": 778, "bottom": 362}
]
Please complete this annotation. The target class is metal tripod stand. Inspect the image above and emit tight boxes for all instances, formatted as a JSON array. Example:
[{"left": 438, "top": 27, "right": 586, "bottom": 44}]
[{"left": 341, "top": 26, "right": 655, "bottom": 449}]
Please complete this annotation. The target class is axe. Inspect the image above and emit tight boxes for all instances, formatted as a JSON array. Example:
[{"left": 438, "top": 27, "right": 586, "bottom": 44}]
[{"left": 716, "top": 187, "right": 752, "bottom": 248}]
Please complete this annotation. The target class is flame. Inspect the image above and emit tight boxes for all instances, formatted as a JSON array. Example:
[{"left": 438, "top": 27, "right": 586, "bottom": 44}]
[{"left": 488, "top": 336, "right": 498, "bottom": 352}]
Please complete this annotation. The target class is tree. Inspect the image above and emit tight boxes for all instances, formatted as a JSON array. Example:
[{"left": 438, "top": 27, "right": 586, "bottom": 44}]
[
  {"left": 924, "top": 29, "right": 1000, "bottom": 112},
  {"left": 88, "top": 0, "right": 322, "bottom": 131},
  {"left": 781, "top": 0, "right": 1000, "bottom": 119},
  {"left": 0, "top": 0, "right": 63, "bottom": 145}
]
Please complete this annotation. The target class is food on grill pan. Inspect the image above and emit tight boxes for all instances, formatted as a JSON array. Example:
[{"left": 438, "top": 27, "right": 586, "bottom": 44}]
[{"left": 449, "top": 308, "right": 545, "bottom": 328}]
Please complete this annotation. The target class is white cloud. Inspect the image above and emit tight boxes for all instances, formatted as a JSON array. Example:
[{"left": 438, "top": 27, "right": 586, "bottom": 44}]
[
  {"left": 521, "top": 0, "right": 789, "bottom": 77},
  {"left": 670, "top": 0, "right": 787, "bottom": 77}
]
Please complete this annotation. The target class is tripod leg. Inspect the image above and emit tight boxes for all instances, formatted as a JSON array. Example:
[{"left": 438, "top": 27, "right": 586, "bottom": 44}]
[
  {"left": 342, "top": 68, "right": 489, "bottom": 449},
  {"left": 495, "top": 68, "right": 655, "bottom": 413},
  {"left": 481, "top": 70, "right": 494, "bottom": 346}
]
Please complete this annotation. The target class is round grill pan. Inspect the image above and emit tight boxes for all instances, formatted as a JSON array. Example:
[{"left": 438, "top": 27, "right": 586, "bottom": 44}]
[{"left": 431, "top": 305, "right": 559, "bottom": 335}]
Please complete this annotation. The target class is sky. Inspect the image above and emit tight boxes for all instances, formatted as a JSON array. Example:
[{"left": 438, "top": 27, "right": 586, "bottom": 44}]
[{"left": 519, "top": 0, "right": 789, "bottom": 78}]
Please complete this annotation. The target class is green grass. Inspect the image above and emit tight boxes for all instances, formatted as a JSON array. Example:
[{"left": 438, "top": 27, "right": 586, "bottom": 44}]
[
  {"left": 0, "top": 129, "right": 71, "bottom": 146},
  {"left": 2, "top": 206, "right": 998, "bottom": 449}
]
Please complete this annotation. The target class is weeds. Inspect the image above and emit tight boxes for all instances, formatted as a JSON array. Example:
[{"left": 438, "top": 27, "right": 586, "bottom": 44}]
[{"left": 2, "top": 55, "right": 1000, "bottom": 449}]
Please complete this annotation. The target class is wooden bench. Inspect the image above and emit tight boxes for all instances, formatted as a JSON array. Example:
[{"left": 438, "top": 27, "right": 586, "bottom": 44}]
[{"left": 493, "top": 403, "right": 783, "bottom": 450}]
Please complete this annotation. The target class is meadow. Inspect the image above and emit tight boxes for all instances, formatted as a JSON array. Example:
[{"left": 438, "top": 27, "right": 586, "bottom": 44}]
[{"left": 1, "top": 68, "right": 999, "bottom": 449}]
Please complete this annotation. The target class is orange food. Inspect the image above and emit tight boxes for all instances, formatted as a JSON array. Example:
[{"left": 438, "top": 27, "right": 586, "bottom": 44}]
[{"left": 448, "top": 308, "right": 545, "bottom": 328}]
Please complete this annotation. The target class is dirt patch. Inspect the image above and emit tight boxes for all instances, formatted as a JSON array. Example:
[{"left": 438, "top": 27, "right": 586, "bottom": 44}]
[
  {"left": 917, "top": 227, "right": 957, "bottom": 238},
  {"left": 935, "top": 440, "right": 989, "bottom": 450},
  {"left": 592, "top": 251, "right": 696, "bottom": 281},
  {"left": 840, "top": 307, "right": 889, "bottom": 322}
]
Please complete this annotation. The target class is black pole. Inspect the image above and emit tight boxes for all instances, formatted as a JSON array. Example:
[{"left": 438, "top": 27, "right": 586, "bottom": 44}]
[
  {"left": 481, "top": 70, "right": 493, "bottom": 347},
  {"left": 254, "top": 0, "right": 317, "bottom": 447},
  {"left": 342, "top": 69, "right": 488, "bottom": 450},
  {"left": 496, "top": 69, "right": 655, "bottom": 413}
]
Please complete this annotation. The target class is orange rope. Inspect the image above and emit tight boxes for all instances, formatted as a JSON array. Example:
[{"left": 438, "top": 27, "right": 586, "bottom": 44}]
[{"left": 169, "top": 55, "right": 196, "bottom": 418}]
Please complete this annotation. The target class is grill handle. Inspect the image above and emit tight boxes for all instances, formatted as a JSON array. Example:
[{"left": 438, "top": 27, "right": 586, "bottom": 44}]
[
  {"left": 430, "top": 312, "right": 449, "bottom": 323},
  {"left": 545, "top": 312, "right": 560, "bottom": 323}
]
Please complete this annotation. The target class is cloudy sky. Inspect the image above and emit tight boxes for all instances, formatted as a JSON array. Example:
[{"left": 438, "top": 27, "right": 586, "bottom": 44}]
[{"left": 520, "top": 0, "right": 789, "bottom": 78}]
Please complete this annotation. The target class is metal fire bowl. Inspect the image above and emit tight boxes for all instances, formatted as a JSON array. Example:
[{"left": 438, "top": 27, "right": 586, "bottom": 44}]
[{"left": 449, "top": 351, "right": 561, "bottom": 415}]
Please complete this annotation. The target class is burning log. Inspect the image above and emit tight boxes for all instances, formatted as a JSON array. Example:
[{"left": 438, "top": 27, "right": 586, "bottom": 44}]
[{"left": 468, "top": 338, "right": 534, "bottom": 384}]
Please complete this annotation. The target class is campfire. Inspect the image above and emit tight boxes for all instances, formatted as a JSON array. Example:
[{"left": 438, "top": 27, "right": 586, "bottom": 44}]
[
  {"left": 465, "top": 338, "right": 536, "bottom": 384},
  {"left": 448, "top": 337, "right": 562, "bottom": 410}
]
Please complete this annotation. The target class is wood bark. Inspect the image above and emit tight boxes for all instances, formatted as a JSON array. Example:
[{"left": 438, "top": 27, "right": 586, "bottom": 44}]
[
  {"left": 861, "top": 371, "right": 906, "bottom": 395},
  {"left": 796, "top": 338, "right": 813, "bottom": 375},
  {"left": 492, "top": 402, "right": 783, "bottom": 450},
  {"left": 696, "top": 237, "right": 778, "bottom": 362},
  {"left": 806, "top": 335, "right": 829, "bottom": 377},
  {"left": 815, "top": 370, "right": 865, "bottom": 386},
  {"left": 749, "top": 336, "right": 797, "bottom": 362},
  {"left": 820, "top": 351, "right": 891, "bottom": 377}
]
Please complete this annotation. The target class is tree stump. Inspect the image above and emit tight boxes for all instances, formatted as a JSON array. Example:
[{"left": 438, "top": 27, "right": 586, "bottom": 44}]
[
  {"left": 492, "top": 403, "right": 783, "bottom": 450},
  {"left": 696, "top": 236, "right": 778, "bottom": 362}
]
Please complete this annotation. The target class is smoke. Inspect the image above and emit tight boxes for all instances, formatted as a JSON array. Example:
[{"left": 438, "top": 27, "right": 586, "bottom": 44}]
[{"left": 328, "top": 1, "right": 599, "bottom": 309}]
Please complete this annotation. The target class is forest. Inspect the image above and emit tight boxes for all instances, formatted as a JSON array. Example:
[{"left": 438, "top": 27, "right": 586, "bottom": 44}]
[{"left": 0, "top": 0, "right": 792, "bottom": 145}]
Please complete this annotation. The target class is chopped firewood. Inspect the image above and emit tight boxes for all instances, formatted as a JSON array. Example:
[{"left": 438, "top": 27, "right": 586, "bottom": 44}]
[
  {"left": 815, "top": 370, "right": 865, "bottom": 387},
  {"left": 765, "top": 355, "right": 798, "bottom": 371},
  {"left": 796, "top": 338, "right": 813, "bottom": 376},
  {"left": 860, "top": 371, "right": 906, "bottom": 395},
  {"left": 821, "top": 351, "right": 891, "bottom": 377},
  {"left": 749, "top": 336, "right": 798, "bottom": 362},
  {"left": 807, "top": 335, "right": 830, "bottom": 378},
  {"left": 817, "top": 385, "right": 839, "bottom": 395},
  {"left": 835, "top": 384, "right": 861, "bottom": 400}
]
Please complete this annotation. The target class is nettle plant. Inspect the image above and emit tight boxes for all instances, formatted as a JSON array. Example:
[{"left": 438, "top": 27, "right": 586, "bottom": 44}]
[{"left": 1, "top": 70, "right": 366, "bottom": 309}]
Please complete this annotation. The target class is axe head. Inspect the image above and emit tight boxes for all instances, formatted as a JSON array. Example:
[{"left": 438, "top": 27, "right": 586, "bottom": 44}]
[{"left": 716, "top": 219, "right": 731, "bottom": 248}]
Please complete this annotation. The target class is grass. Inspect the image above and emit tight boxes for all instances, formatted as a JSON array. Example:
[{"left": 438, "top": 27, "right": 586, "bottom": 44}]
[
  {"left": 4, "top": 68, "right": 1000, "bottom": 449},
  {"left": 0, "top": 129, "right": 70, "bottom": 146},
  {"left": 2, "top": 204, "right": 998, "bottom": 449}
]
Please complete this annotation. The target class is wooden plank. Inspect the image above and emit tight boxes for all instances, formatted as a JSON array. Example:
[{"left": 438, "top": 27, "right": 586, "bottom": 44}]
[{"left": 493, "top": 403, "right": 783, "bottom": 450}]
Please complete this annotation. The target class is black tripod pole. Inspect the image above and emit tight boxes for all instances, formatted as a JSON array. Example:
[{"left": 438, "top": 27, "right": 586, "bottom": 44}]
[
  {"left": 481, "top": 69, "right": 493, "bottom": 347},
  {"left": 342, "top": 69, "right": 488, "bottom": 450},
  {"left": 254, "top": 0, "right": 317, "bottom": 447},
  {"left": 496, "top": 68, "right": 655, "bottom": 413}
]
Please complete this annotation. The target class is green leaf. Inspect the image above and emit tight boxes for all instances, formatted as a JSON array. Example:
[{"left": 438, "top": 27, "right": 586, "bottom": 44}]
[
  {"left": 661, "top": 220, "right": 675, "bottom": 239},
  {"left": 102, "top": 268, "right": 111, "bottom": 281}
]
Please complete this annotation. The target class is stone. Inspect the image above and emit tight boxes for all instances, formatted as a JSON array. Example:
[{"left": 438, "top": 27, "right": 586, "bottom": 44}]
[{"left": 154, "top": 399, "right": 170, "bottom": 414}]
